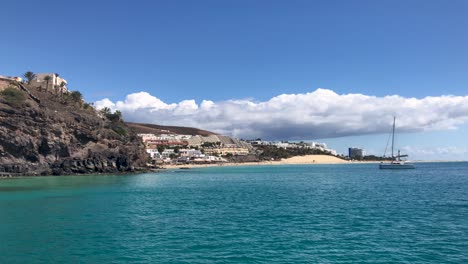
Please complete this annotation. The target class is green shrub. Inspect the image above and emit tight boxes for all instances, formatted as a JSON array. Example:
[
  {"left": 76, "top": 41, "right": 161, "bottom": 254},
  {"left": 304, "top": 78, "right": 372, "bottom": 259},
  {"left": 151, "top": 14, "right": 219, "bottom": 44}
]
[
  {"left": 101, "top": 109, "right": 122, "bottom": 122},
  {"left": 0, "top": 87, "right": 26, "bottom": 107},
  {"left": 63, "top": 90, "right": 84, "bottom": 106},
  {"left": 70, "top": 91, "right": 83, "bottom": 103},
  {"left": 83, "top": 102, "right": 94, "bottom": 110},
  {"left": 112, "top": 125, "right": 127, "bottom": 136}
]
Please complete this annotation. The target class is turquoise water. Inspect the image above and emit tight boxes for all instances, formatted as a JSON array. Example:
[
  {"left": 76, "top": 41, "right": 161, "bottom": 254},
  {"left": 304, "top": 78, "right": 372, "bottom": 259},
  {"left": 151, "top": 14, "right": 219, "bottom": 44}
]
[{"left": 1, "top": 163, "right": 467, "bottom": 263}]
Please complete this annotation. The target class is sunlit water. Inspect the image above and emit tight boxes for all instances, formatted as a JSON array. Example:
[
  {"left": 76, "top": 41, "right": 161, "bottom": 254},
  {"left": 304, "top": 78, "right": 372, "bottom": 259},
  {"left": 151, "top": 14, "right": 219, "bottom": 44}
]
[{"left": 1, "top": 163, "right": 467, "bottom": 263}]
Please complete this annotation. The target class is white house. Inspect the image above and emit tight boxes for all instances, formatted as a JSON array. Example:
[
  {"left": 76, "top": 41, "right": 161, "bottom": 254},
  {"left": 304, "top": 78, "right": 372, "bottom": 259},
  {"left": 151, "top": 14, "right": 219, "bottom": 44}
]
[
  {"left": 146, "top": 148, "right": 162, "bottom": 159},
  {"left": 179, "top": 149, "right": 203, "bottom": 157},
  {"left": 30, "top": 73, "right": 68, "bottom": 93},
  {"left": 161, "top": 149, "right": 175, "bottom": 158},
  {"left": 138, "top": 134, "right": 158, "bottom": 142}
]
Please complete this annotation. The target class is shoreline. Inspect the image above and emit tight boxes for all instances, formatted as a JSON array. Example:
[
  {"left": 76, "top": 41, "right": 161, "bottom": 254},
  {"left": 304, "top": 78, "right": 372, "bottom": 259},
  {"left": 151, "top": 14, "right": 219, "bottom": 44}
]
[
  {"left": 1, "top": 156, "right": 466, "bottom": 178},
  {"left": 0, "top": 168, "right": 150, "bottom": 180},
  {"left": 162, "top": 155, "right": 468, "bottom": 170},
  {"left": 162, "top": 155, "right": 378, "bottom": 170}
]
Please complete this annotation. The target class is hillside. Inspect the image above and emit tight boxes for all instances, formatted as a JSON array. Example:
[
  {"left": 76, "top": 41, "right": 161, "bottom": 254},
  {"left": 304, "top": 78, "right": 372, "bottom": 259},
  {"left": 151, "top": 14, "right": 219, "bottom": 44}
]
[
  {"left": 0, "top": 82, "right": 148, "bottom": 176},
  {"left": 126, "top": 122, "right": 216, "bottom": 136}
]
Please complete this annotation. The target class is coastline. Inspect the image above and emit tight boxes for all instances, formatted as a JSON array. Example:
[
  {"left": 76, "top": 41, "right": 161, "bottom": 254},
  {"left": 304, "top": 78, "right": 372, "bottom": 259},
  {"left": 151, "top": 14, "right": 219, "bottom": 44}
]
[
  {"left": 162, "top": 155, "right": 467, "bottom": 170},
  {"left": 0, "top": 168, "right": 150, "bottom": 180},
  {"left": 162, "top": 155, "right": 377, "bottom": 170},
  {"left": 2, "top": 156, "right": 466, "bottom": 178}
]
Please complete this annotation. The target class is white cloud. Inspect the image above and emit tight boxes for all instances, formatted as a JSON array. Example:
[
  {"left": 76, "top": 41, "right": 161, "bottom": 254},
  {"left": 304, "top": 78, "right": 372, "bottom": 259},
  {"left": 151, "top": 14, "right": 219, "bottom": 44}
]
[
  {"left": 401, "top": 146, "right": 468, "bottom": 161},
  {"left": 94, "top": 88, "right": 468, "bottom": 140}
]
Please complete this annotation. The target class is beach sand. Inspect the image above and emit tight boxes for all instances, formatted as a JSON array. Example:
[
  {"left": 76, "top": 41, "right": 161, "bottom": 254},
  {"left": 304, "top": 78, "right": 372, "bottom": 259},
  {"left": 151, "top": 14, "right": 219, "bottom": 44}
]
[
  {"left": 275, "top": 155, "right": 349, "bottom": 164},
  {"left": 162, "top": 155, "right": 357, "bottom": 169}
]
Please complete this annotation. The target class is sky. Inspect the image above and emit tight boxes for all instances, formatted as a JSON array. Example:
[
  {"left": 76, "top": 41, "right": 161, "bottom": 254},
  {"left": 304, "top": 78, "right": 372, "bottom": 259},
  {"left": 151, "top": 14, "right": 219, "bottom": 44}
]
[{"left": 1, "top": 0, "right": 468, "bottom": 160}]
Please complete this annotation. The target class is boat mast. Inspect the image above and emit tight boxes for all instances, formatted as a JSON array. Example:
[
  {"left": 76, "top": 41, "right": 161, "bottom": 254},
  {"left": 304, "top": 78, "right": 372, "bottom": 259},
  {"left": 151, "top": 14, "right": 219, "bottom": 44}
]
[{"left": 391, "top": 116, "right": 395, "bottom": 158}]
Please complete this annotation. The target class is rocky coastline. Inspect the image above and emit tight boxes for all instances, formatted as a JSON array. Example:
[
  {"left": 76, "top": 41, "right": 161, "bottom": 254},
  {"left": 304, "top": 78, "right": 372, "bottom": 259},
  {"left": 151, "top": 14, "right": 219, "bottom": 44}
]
[{"left": 0, "top": 79, "right": 149, "bottom": 177}]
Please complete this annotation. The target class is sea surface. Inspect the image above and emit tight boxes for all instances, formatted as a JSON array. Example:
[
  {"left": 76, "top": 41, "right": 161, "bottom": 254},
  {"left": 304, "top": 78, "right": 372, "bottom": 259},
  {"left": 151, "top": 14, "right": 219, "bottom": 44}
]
[{"left": 1, "top": 163, "right": 467, "bottom": 263}]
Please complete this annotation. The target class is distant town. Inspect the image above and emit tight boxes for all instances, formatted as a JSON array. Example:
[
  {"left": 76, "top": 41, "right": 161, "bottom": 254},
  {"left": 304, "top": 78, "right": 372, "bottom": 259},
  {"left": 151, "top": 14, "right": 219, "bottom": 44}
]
[{"left": 137, "top": 131, "right": 349, "bottom": 166}]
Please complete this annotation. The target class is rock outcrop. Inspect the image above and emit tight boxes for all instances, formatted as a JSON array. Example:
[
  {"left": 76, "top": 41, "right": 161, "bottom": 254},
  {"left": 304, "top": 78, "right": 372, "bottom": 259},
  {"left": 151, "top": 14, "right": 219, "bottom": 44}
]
[{"left": 0, "top": 83, "right": 148, "bottom": 176}]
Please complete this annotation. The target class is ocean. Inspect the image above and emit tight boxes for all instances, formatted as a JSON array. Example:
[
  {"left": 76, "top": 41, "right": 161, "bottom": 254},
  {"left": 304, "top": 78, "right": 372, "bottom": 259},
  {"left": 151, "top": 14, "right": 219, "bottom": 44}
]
[{"left": 1, "top": 163, "right": 467, "bottom": 263}]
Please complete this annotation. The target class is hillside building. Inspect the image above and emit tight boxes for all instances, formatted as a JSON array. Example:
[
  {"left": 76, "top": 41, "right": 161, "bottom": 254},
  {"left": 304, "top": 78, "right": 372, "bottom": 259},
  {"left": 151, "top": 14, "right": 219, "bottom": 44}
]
[
  {"left": 138, "top": 133, "right": 253, "bottom": 156},
  {"left": 29, "top": 73, "right": 68, "bottom": 93}
]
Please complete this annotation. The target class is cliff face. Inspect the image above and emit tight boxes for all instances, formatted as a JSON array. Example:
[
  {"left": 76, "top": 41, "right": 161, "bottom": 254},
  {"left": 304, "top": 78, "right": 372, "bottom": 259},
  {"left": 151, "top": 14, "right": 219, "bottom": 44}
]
[{"left": 0, "top": 84, "right": 148, "bottom": 176}]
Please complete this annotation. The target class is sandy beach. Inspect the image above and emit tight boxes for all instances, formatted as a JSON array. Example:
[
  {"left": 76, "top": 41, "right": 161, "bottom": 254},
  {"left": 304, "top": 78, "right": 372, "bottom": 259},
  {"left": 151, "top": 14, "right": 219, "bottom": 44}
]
[{"left": 162, "top": 155, "right": 362, "bottom": 169}]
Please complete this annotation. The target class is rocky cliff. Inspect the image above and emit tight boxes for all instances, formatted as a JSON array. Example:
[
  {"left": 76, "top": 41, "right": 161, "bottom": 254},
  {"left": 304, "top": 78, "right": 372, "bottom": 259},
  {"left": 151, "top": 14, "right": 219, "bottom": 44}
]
[{"left": 0, "top": 83, "right": 148, "bottom": 176}]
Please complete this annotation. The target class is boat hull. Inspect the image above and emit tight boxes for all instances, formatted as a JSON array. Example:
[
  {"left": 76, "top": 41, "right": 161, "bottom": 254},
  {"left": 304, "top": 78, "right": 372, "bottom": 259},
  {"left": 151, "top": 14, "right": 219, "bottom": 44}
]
[{"left": 379, "top": 163, "right": 415, "bottom": 169}]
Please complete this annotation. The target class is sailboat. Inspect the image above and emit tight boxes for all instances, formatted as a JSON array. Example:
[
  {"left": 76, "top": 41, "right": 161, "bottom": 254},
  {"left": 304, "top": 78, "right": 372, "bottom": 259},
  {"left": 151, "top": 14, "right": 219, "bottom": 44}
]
[{"left": 379, "top": 117, "right": 415, "bottom": 169}]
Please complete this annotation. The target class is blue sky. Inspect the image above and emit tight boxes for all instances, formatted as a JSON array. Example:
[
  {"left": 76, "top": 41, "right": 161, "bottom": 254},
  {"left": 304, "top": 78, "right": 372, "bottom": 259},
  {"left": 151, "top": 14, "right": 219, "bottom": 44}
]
[{"left": 2, "top": 0, "right": 468, "bottom": 160}]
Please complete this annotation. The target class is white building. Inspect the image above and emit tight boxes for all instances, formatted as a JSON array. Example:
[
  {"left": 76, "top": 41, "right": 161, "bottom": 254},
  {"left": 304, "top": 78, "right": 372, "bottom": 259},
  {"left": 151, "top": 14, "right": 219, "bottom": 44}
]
[
  {"left": 179, "top": 149, "right": 203, "bottom": 157},
  {"left": 161, "top": 149, "right": 175, "bottom": 158},
  {"left": 30, "top": 73, "right": 68, "bottom": 93},
  {"left": 146, "top": 148, "right": 162, "bottom": 159},
  {"left": 273, "top": 142, "right": 292, "bottom": 149},
  {"left": 138, "top": 134, "right": 158, "bottom": 142}
]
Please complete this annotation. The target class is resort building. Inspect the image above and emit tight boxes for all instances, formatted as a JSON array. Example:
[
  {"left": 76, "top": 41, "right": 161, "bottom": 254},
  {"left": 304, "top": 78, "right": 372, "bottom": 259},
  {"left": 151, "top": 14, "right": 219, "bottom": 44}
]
[
  {"left": 179, "top": 149, "right": 203, "bottom": 157},
  {"left": 161, "top": 149, "right": 175, "bottom": 158},
  {"left": 137, "top": 133, "right": 253, "bottom": 157},
  {"left": 29, "top": 73, "right": 68, "bottom": 93},
  {"left": 146, "top": 148, "right": 161, "bottom": 159},
  {"left": 185, "top": 136, "right": 203, "bottom": 146},
  {"left": 139, "top": 134, "right": 159, "bottom": 142},
  {"left": 248, "top": 140, "right": 338, "bottom": 156},
  {"left": 203, "top": 146, "right": 250, "bottom": 156}
]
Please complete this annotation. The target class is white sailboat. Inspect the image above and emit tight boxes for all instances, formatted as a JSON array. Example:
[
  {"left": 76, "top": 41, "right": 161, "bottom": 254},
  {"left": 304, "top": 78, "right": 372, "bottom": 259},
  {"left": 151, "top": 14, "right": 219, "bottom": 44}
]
[{"left": 379, "top": 117, "right": 415, "bottom": 169}]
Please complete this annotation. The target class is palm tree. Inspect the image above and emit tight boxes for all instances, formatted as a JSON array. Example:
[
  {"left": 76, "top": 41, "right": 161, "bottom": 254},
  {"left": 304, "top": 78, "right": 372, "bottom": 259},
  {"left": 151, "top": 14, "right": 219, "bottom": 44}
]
[
  {"left": 101, "top": 107, "right": 111, "bottom": 115},
  {"left": 59, "top": 81, "right": 66, "bottom": 93},
  {"left": 43, "top": 75, "right": 52, "bottom": 92},
  {"left": 114, "top": 110, "right": 122, "bottom": 118},
  {"left": 23, "top": 71, "right": 36, "bottom": 84}
]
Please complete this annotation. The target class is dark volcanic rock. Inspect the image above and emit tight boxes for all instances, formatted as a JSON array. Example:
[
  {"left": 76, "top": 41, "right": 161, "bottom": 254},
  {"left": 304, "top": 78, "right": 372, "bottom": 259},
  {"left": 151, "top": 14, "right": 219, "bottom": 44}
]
[{"left": 0, "top": 86, "right": 148, "bottom": 176}]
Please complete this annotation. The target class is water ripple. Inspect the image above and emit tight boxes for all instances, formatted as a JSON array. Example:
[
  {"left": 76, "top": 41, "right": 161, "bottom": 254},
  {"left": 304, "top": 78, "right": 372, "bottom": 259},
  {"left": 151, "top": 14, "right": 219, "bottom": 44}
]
[{"left": 0, "top": 163, "right": 467, "bottom": 263}]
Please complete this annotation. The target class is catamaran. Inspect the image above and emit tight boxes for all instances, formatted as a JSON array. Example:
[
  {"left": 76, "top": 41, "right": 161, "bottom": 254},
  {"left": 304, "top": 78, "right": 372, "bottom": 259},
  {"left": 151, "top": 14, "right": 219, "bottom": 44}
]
[{"left": 379, "top": 117, "right": 415, "bottom": 169}]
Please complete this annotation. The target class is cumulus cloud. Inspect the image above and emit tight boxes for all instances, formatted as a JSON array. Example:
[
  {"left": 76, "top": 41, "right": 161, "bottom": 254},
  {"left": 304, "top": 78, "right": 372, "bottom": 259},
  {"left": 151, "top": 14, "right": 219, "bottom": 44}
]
[{"left": 95, "top": 89, "right": 468, "bottom": 140}]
